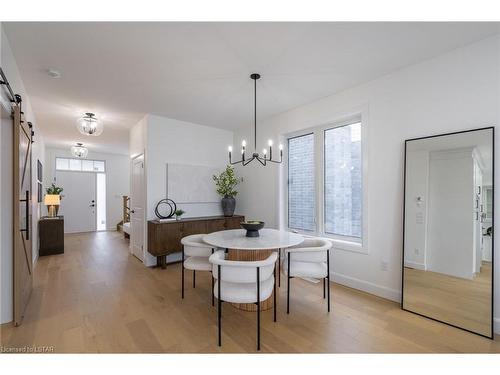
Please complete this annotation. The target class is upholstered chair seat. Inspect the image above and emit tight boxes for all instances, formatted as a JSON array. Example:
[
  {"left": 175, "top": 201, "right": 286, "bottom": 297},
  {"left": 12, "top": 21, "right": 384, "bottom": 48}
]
[
  {"left": 209, "top": 250, "right": 278, "bottom": 350},
  {"left": 183, "top": 256, "right": 212, "bottom": 271},
  {"left": 284, "top": 237, "right": 332, "bottom": 314},
  {"left": 180, "top": 234, "right": 215, "bottom": 303}
]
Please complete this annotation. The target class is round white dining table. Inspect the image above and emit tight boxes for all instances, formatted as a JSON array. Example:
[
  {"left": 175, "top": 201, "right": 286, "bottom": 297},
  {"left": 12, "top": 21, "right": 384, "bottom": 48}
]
[
  {"left": 203, "top": 228, "right": 304, "bottom": 311},
  {"left": 203, "top": 228, "right": 304, "bottom": 251}
]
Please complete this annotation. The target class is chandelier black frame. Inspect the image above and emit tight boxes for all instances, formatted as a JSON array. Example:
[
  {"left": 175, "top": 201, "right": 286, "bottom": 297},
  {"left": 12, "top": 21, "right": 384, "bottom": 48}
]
[{"left": 228, "top": 73, "right": 282, "bottom": 166}]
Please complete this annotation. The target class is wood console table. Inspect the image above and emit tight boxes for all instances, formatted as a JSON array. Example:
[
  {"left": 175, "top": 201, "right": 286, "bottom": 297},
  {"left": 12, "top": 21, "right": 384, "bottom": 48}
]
[
  {"left": 39, "top": 216, "right": 64, "bottom": 256},
  {"left": 147, "top": 215, "right": 244, "bottom": 268}
]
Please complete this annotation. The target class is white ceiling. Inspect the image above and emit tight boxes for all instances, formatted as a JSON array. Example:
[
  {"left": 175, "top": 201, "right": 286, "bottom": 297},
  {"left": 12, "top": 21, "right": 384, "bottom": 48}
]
[
  {"left": 407, "top": 128, "right": 494, "bottom": 180},
  {"left": 4, "top": 22, "right": 499, "bottom": 155}
]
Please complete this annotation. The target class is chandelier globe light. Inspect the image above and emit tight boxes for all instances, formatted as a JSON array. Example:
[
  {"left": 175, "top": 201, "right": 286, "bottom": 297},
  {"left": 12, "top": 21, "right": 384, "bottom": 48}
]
[
  {"left": 71, "top": 142, "right": 88, "bottom": 158},
  {"left": 77, "top": 112, "right": 103, "bottom": 136}
]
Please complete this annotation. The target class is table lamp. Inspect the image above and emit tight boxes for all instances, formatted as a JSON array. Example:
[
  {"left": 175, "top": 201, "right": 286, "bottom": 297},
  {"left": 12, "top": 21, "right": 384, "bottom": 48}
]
[{"left": 44, "top": 194, "right": 60, "bottom": 217}]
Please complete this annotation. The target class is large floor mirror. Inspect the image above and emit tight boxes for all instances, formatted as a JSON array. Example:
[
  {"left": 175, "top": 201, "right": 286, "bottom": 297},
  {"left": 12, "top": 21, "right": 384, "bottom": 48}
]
[{"left": 402, "top": 127, "right": 494, "bottom": 338}]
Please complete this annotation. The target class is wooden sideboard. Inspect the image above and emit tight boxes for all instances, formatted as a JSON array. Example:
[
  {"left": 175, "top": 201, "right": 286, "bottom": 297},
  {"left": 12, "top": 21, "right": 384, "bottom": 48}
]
[{"left": 147, "top": 215, "right": 245, "bottom": 268}]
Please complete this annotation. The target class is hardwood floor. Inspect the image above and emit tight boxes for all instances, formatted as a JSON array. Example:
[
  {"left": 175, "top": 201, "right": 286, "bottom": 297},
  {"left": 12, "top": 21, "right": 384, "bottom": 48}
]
[
  {"left": 403, "top": 263, "right": 492, "bottom": 337},
  {"left": 1, "top": 231, "right": 499, "bottom": 353}
]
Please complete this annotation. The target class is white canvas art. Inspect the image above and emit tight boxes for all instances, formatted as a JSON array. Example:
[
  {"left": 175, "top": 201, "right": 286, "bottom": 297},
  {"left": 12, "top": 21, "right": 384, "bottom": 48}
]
[{"left": 166, "top": 163, "right": 221, "bottom": 203}]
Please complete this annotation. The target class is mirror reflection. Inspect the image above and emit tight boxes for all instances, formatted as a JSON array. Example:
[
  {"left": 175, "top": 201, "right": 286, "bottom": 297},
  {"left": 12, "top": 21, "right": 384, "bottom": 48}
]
[{"left": 403, "top": 127, "right": 493, "bottom": 338}]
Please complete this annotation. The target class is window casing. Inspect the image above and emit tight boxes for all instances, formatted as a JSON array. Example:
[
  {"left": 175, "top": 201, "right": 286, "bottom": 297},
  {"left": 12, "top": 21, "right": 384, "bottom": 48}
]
[
  {"left": 56, "top": 157, "right": 106, "bottom": 172},
  {"left": 285, "top": 117, "right": 366, "bottom": 252}
]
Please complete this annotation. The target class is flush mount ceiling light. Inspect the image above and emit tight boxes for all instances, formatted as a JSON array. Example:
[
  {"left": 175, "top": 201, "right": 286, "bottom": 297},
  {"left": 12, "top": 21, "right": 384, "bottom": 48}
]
[
  {"left": 71, "top": 142, "right": 88, "bottom": 158},
  {"left": 47, "top": 69, "right": 61, "bottom": 79},
  {"left": 77, "top": 112, "right": 103, "bottom": 136},
  {"left": 228, "top": 73, "right": 282, "bottom": 166}
]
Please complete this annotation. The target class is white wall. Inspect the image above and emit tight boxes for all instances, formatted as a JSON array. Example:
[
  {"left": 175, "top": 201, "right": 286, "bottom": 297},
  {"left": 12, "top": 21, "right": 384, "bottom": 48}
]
[
  {"left": 234, "top": 35, "right": 500, "bottom": 331},
  {"left": 404, "top": 150, "right": 429, "bottom": 270},
  {"left": 427, "top": 149, "right": 475, "bottom": 279},
  {"left": 0, "top": 25, "right": 46, "bottom": 324},
  {"left": 130, "top": 114, "right": 147, "bottom": 159},
  {"left": 44, "top": 148, "right": 130, "bottom": 231},
  {"left": 130, "top": 114, "right": 233, "bottom": 266}
]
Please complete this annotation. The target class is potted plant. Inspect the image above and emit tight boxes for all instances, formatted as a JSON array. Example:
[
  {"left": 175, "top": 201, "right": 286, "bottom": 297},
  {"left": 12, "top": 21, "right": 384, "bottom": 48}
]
[
  {"left": 174, "top": 209, "right": 185, "bottom": 221},
  {"left": 46, "top": 183, "right": 64, "bottom": 215},
  {"left": 213, "top": 165, "right": 243, "bottom": 217},
  {"left": 46, "top": 182, "right": 63, "bottom": 196}
]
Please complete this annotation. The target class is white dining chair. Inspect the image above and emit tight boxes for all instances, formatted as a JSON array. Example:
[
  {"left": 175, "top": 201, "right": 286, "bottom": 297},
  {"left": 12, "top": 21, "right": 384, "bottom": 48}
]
[
  {"left": 209, "top": 250, "right": 278, "bottom": 351},
  {"left": 181, "top": 234, "right": 215, "bottom": 305},
  {"left": 283, "top": 237, "right": 332, "bottom": 314}
]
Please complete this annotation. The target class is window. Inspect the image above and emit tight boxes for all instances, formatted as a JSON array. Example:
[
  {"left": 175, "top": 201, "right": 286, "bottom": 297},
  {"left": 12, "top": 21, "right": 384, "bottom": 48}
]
[
  {"left": 69, "top": 158, "right": 82, "bottom": 171},
  {"left": 96, "top": 173, "right": 107, "bottom": 231},
  {"left": 82, "top": 160, "right": 94, "bottom": 171},
  {"left": 94, "top": 161, "right": 105, "bottom": 172},
  {"left": 286, "top": 118, "right": 364, "bottom": 248},
  {"left": 288, "top": 133, "right": 315, "bottom": 231},
  {"left": 55, "top": 157, "right": 106, "bottom": 172},
  {"left": 55, "top": 158, "right": 69, "bottom": 170},
  {"left": 324, "top": 122, "right": 362, "bottom": 239}
]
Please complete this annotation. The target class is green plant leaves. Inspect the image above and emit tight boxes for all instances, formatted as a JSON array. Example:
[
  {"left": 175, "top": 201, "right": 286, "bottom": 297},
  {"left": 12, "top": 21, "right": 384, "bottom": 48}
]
[
  {"left": 46, "top": 182, "right": 63, "bottom": 195},
  {"left": 212, "top": 165, "right": 243, "bottom": 198}
]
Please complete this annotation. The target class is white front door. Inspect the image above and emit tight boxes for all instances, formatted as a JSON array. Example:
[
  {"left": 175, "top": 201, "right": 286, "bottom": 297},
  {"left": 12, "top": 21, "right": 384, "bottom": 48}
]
[
  {"left": 56, "top": 171, "right": 96, "bottom": 233},
  {"left": 130, "top": 154, "right": 145, "bottom": 261}
]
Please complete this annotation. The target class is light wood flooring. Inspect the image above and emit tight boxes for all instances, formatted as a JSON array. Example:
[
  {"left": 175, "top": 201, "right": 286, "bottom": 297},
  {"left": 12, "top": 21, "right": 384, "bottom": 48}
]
[
  {"left": 403, "top": 263, "right": 492, "bottom": 337},
  {"left": 1, "top": 231, "right": 499, "bottom": 353}
]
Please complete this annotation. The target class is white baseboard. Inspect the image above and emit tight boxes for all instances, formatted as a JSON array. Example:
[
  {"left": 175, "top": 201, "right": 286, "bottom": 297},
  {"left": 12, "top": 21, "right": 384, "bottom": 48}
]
[
  {"left": 404, "top": 261, "right": 425, "bottom": 270},
  {"left": 331, "top": 271, "right": 401, "bottom": 302},
  {"left": 494, "top": 318, "right": 500, "bottom": 335}
]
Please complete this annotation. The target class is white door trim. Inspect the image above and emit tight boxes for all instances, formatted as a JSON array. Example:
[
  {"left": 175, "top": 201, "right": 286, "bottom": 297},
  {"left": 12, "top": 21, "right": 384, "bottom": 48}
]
[{"left": 130, "top": 153, "right": 146, "bottom": 262}]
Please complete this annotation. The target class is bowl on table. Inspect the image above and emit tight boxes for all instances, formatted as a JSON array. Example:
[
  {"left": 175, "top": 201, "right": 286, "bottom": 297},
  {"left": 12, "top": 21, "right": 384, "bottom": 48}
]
[{"left": 240, "top": 220, "right": 265, "bottom": 237}]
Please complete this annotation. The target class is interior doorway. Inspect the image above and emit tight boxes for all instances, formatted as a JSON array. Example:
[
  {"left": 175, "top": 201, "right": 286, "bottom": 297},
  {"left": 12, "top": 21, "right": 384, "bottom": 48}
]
[{"left": 130, "top": 154, "right": 145, "bottom": 261}]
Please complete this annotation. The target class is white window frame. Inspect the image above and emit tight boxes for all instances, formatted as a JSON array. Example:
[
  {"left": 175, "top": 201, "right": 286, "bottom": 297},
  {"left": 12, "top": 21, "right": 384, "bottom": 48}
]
[
  {"left": 283, "top": 113, "right": 369, "bottom": 254},
  {"left": 55, "top": 157, "right": 106, "bottom": 173}
]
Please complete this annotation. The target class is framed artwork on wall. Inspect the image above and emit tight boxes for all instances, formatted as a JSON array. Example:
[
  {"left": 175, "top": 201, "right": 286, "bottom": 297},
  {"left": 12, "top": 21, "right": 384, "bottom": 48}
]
[
  {"left": 37, "top": 182, "right": 42, "bottom": 203},
  {"left": 37, "top": 159, "right": 43, "bottom": 203},
  {"left": 37, "top": 159, "right": 43, "bottom": 181}
]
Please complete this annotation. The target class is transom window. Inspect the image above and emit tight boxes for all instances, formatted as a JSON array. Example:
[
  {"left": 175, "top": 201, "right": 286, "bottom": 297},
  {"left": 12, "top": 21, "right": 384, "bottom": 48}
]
[
  {"left": 56, "top": 157, "right": 106, "bottom": 172},
  {"left": 286, "top": 118, "right": 364, "bottom": 246}
]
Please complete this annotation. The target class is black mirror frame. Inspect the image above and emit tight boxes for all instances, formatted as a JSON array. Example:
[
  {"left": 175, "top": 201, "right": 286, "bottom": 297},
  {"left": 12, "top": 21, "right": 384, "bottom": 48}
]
[{"left": 401, "top": 126, "right": 495, "bottom": 339}]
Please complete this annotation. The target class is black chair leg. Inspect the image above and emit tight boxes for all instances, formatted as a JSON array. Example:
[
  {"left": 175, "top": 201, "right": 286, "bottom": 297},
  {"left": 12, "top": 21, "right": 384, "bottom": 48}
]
[
  {"left": 278, "top": 249, "right": 281, "bottom": 287},
  {"left": 327, "top": 250, "right": 331, "bottom": 313},
  {"left": 193, "top": 270, "right": 196, "bottom": 288},
  {"left": 273, "top": 267, "right": 277, "bottom": 322},
  {"left": 181, "top": 246, "right": 184, "bottom": 299},
  {"left": 323, "top": 278, "right": 326, "bottom": 299},
  {"left": 287, "top": 253, "right": 290, "bottom": 314},
  {"left": 211, "top": 248, "right": 215, "bottom": 306},
  {"left": 218, "top": 265, "right": 222, "bottom": 347},
  {"left": 257, "top": 267, "right": 260, "bottom": 351},
  {"left": 211, "top": 275, "right": 214, "bottom": 306}
]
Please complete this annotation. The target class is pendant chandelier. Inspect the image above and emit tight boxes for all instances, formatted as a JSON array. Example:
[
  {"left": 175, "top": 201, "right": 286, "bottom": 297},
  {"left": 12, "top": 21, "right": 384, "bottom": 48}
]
[
  {"left": 228, "top": 73, "right": 282, "bottom": 166},
  {"left": 71, "top": 142, "right": 88, "bottom": 158},
  {"left": 77, "top": 112, "right": 103, "bottom": 136}
]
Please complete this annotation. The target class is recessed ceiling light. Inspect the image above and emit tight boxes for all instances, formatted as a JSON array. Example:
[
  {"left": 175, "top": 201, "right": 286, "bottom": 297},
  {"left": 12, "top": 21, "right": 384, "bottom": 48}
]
[{"left": 47, "top": 69, "right": 61, "bottom": 78}]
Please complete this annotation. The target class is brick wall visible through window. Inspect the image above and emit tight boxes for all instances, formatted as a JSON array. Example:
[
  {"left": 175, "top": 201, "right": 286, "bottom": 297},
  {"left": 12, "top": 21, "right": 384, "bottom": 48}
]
[
  {"left": 324, "top": 122, "right": 362, "bottom": 238},
  {"left": 286, "top": 121, "right": 362, "bottom": 240},
  {"left": 288, "top": 134, "right": 315, "bottom": 231}
]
